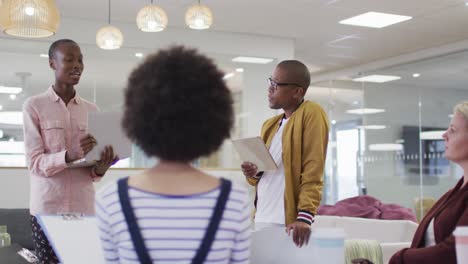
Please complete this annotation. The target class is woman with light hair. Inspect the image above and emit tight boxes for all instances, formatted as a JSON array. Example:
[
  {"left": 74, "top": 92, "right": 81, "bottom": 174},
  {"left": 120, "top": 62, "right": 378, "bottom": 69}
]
[{"left": 390, "top": 101, "right": 468, "bottom": 264}]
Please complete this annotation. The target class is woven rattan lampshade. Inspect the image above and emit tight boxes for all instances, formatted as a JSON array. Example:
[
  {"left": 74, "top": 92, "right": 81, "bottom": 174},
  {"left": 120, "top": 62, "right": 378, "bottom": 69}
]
[
  {"left": 0, "top": 0, "right": 60, "bottom": 38},
  {"left": 96, "top": 0, "right": 123, "bottom": 50},
  {"left": 185, "top": 2, "right": 213, "bottom": 30},
  {"left": 136, "top": 4, "right": 168, "bottom": 32},
  {"left": 96, "top": 25, "right": 123, "bottom": 50}
]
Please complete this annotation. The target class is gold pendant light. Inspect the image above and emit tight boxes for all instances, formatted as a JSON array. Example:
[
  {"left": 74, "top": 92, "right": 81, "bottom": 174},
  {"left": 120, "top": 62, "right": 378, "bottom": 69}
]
[
  {"left": 96, "top": 0, "right": 123, "bottom": 50},
  {"left": 185, "top": 0, "right": 213, "bottom": 30},
  {"left": 136, "top": 0, "right": 168, "bottom": 32},
  {"left": 0, "top": 0, "right": 60, "bottom": 38}
]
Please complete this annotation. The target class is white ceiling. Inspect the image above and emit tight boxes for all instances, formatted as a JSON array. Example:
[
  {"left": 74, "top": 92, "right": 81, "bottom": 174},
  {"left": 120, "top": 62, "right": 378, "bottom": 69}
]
[
  {"left": 3, "top": 0, "right": 468, "bottom": 72},
  {"left": 1, "top": 0, "right": 468, "bottom": 116},
  {"left": 48, "top": 0, "right": 468, "bottom": 73},
  {"left": 370, "top": 50, "right": 468, "bottom": 90}
]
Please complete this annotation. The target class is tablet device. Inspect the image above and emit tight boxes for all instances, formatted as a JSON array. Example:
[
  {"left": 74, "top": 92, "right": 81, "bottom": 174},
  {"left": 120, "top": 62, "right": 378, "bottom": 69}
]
[
  {"left": 67, "top": 111, "right": 132, "bottom": 168},
  {"left": 232, "top": 137, "right": 278, "bottom": 171}
]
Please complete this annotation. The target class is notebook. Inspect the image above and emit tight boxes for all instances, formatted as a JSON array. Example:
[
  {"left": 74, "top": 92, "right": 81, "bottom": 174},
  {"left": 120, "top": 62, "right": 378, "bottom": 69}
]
[
  {"left": 232, "top": 136, "right": 278, "bottom": 171},
  {"left": 250, "top": 226, "right": 315, "bottom": 264},
  {"left": 36, "top": 214, "right": 105, "bottom": 264},
  {"left": 67, "top": 111, "right": 132, "bottom": 168}
]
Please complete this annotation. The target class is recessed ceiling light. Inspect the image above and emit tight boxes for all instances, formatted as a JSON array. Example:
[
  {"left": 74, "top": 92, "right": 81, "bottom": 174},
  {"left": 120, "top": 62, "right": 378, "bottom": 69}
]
[
  {"left": 135, "top": 52, "right": 143, "bottom": 58},
  {"left": 223, "top": 73, "right": 235, "bottom": 80},
  {"left": 327, "top": 54, "right": 357, "bottom": 59},
  {"left": 412, "top": 73, "right": 420, "bottom": 78},
  {"left": 352, "top": 100, "right": 360, "bottom": 105},
  {"left": 346, "top": 108, "right": 386, "bottom": 115},
  {"left": 449, "top": 114, "right": 454, "bottom": 118},
  {"left": 235, "top": 68, "right": 244, "bottom": 73},
  {"left": 339, "top": 12, "right": 412, "bottom": 28},
  {"left": 9, "top": 94, "right": 17, "bottom": 100},
  {"left": 420, "top": 130, "right": 445, "bottom": 140},
  {"left": 0, "top": 86, "right": 22, "bottom": 94},
  {"left": 232, "top": 56, "right": 273, "bottom": 64},
  {"left": 331, "top": 120, "right": 337, "bottom": 125},
  {"left": 327, "top": 44, "right": 353, "bottom": 49},
  {"left": 357, "top": 125, "right": 387, "bottom": 130},
  {"left": 0, "top": 105, "right": 2, "bottom": 111},
  {"left": 369, "top": 143, "right": 403, "bottom": 151},
  {"left": 352, "top": 75, "right": 401, "bottom": 83},
  {"left": 39, "top": 54, "right": 49, "bottom": 58}
]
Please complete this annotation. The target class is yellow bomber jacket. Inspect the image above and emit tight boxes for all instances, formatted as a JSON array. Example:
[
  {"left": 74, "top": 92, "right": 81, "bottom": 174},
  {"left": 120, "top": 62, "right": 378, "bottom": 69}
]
[{"left": 247, "top": 101, "right": 329, "bottom": 225}]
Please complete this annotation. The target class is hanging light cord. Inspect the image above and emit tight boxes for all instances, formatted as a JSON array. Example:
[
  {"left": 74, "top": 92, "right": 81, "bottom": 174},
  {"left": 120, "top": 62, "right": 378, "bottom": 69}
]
[{"left": 108, "top": 0, "right": 111, "bottom": 24}]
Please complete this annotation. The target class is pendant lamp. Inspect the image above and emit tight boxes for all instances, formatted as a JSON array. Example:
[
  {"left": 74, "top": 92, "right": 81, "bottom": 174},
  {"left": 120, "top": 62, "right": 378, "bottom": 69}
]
[
  {"left": 96, "top": 0, "right": 123, "bottom": 50},
  {"left": 136, "top": 0, "right": 167, "bottom": 32},
  {"left": 0, "top": 0, "right": 60, "bottom": 38},
  {"left": 185, "top": 0, "right": 213, "bottom": 30}
]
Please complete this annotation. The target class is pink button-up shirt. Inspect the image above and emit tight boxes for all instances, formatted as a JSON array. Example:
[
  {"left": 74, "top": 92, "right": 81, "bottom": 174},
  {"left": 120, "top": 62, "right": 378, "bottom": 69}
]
[{"left": 23, "top": 87, "right": 99, "bottom": 216}]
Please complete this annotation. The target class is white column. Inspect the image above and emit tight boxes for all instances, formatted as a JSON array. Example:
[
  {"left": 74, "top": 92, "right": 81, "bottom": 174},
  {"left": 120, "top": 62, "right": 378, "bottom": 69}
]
[{"left": 241, "top": 64, "right": 278, "bottom": 138}]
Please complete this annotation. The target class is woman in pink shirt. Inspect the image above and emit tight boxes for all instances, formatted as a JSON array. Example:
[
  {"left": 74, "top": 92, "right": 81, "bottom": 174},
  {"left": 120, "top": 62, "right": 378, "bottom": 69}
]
[{"left": 22, "top": 39, "right": 117, "bottom": 263}]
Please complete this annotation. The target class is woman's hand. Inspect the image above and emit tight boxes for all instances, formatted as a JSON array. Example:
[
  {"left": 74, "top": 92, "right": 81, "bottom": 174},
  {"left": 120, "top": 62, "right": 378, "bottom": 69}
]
[
  {"left": 93, "top": 145, "right": 119, "bottom": 176},
  {"left": 66, "top": 134, "right": 97, "bottom": 163}
]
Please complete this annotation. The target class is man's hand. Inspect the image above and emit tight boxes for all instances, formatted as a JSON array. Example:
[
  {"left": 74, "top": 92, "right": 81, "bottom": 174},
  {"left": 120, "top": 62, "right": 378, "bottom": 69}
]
[
  {"left": 241, "top": 162, "right": 258, "bottom": 178},
  {"left": 94, "top": 145, "right": 119, "bottom": 176},
  {"left": 286, "top": 221, "right": 311, "bottom": 248}
]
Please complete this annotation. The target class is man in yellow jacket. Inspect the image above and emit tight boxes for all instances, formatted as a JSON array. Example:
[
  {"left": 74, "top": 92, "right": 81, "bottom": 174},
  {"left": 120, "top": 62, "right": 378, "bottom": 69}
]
[{"left": 242, "top": 60, "right": 329, "bottom": 248}]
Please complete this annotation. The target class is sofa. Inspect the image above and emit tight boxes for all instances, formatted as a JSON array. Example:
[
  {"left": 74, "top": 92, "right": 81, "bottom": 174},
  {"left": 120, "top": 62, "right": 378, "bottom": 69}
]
[
  {"left": 0, "top": 208, "right": 34, "bottom": 250},
  {"left": 314, "top": 215, "right": 418, "bottom": 264}
]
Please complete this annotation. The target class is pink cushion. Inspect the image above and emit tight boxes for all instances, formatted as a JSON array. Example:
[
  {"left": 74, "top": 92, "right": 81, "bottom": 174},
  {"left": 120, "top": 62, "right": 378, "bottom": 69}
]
[{"left": 318, "top": 195, "right": 416, "bottom": 222}]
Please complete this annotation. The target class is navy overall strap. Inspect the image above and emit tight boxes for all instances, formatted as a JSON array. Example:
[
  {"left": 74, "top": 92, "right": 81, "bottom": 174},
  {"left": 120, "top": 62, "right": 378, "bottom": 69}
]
[
  {"left": 118, "top": 177, "right": 232, "bottom": 264},
  {"left": 118, "top": 177, "right": 152, "bottom": 264},
  {"left": 192, "top": 178, "right": 231, "bottom": 264}
]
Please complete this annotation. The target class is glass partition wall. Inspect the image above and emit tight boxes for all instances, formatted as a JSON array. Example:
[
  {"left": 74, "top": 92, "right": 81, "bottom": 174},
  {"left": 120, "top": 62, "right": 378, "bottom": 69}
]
[
  {"left": 0, "top": 38, "right": 278, "bottom": 169},
  {"left": 1, "top": 37, "right": 467, "bottom": 216},
  {"left": 314, "top": 50, "right": 468, "bottom": 218}
]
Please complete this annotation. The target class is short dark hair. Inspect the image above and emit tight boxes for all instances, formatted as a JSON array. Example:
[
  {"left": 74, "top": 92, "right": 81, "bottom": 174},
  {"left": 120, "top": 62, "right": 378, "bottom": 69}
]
[
  {"left": 122, "top": 46, "right": 234, "bottom": 162},
  {"left": 277, "top": 60, "right": 311, "bottom": 90},
  {"left": 48, "top": 39, "right": 78, "bottom": 59}
]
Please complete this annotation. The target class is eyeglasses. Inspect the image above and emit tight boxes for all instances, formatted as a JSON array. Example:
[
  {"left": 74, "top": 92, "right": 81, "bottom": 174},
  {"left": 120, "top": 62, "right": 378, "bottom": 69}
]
[{"left": 267, "top": 78, "right": 301, "bottom": 92}]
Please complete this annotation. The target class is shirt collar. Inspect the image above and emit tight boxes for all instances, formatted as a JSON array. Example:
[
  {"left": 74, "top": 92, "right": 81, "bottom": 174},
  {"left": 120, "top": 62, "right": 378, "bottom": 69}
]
[
  {"left": 279, "top": 114, "right": 286, "bottom": 124},
  {"left": 47, "top": 86, "right": 81, "bottom": 104}
]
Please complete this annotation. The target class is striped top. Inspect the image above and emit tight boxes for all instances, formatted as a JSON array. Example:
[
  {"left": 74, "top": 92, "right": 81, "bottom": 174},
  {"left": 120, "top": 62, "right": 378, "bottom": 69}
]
[{"left": 95, "top": 179, "right": 251, "bottom": 264}]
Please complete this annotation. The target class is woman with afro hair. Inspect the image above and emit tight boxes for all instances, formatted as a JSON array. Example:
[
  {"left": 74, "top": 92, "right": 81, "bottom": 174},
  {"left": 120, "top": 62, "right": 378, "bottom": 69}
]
[{"left": 95, "top": 46, "right": 251, "bottom": 264}]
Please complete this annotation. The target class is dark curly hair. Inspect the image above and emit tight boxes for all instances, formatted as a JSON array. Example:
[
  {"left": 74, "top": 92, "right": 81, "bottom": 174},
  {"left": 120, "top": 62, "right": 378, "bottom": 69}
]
[{"left": 122, "top": 46, "right": 234, "bottom": 162}]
